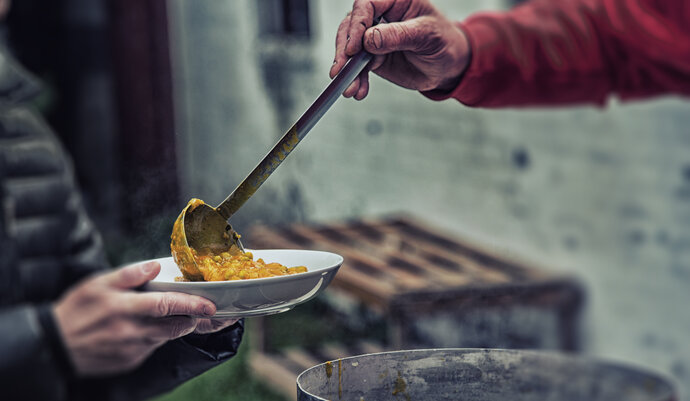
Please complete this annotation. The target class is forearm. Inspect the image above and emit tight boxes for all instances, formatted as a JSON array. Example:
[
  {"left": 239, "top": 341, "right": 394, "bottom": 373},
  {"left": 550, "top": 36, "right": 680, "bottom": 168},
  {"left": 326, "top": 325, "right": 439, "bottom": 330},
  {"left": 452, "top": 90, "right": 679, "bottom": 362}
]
[
  {"left": 427, "top": 0, "right": 690, "bottom": 107},
  {"left": 0, "top": 302, "right": 243, "bottom": 401},
  {"left": 68, "top": 320, "right": 245, "bottom": 401},
  {"left": 0, "top": 305, "right": 68, "bottom": 401}
]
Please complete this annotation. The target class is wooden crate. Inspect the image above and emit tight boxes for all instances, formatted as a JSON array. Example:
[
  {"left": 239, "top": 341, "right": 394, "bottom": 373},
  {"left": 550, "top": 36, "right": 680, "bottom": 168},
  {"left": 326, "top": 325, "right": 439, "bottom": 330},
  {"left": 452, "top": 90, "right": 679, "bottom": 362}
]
[
  {"left": 246, "top": 215, "right": 584, "bottom": 397},
  {"left": 248, "top": 215, "right": 583, "bottom": 349}
]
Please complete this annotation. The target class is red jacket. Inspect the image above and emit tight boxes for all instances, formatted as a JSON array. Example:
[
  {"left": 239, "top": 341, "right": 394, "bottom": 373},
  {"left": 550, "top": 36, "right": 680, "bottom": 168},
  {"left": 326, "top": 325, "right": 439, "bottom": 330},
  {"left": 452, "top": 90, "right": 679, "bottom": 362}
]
[{"left": 426, "top": 0, "right": 690, "bottom": 107}]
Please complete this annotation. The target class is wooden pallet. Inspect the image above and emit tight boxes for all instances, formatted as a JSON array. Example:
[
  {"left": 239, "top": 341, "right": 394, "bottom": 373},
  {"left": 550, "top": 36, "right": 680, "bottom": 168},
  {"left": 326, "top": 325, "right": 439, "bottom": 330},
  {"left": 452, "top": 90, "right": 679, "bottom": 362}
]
[
  {"left": 246, "top": 215, "right": 584, "bottom": 397},
  {"left": 249, "top": 215, "right": 582, "bottom": 327}
]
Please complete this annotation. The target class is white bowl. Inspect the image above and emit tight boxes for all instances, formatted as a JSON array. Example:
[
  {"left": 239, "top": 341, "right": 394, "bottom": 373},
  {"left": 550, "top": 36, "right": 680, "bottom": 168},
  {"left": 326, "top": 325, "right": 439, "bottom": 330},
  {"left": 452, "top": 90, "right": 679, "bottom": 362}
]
[{"left": 143, "top": 249, "right": 343, "bottom": 318}]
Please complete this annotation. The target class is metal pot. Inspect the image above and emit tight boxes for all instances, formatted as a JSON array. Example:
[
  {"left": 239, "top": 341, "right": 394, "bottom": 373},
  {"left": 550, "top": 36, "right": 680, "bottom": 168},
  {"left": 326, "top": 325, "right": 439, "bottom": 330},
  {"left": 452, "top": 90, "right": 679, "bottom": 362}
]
[{"left": 296, "top": 348, "right": 675, "bottom": 401}]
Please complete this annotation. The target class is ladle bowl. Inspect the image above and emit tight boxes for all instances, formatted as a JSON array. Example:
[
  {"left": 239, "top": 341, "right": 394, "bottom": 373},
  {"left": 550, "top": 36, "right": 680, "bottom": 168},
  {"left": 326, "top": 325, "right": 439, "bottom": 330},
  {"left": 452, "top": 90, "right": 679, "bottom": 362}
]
[{"left": 171, "top": 199, "right": 243, "bottom": 281}]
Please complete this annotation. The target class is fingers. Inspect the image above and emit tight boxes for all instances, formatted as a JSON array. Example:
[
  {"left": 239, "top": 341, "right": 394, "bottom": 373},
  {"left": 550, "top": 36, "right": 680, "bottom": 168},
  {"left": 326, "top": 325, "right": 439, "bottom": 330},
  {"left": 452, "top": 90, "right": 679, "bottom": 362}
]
[
  {"left": 345, "top": 0, "right": 400, "bottom": 55},
  {"left": 334, "top": 14, "right": 370, "bottom": 100},
  {"left": 330, "top": 12, "right": 352, "bottom": 78},
  {"left": 355, "top": 81, "right": 369, "bottom": 100},
  {"left": 342, "top": 69, "right": 370, "bottom": 100},
  {"left": 99, "top": 262, "right": 161, "bottom": 290},
  {"left": 345, "top": 0, "right": 376, "bottom": 56},
  {"left": 124, "top": 291, "right": 216, "bottom": 318},
  {"left": 343, "top": 75, "right": 360, "bottom": 98},
  {"left": 354, "top": 70, "right": 370, "bottom": 100},
  {"left": 333, "top": 0, "right": 400, "bottom": 77},
  {"left": 363, "top": 19, "right": 432, "bottom": 54}
]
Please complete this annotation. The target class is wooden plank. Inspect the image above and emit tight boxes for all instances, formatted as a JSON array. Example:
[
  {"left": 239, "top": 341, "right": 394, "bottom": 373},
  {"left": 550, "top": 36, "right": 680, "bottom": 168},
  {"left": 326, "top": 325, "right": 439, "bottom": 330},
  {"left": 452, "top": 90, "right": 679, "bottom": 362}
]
[
  {"left": 317, "top": 224, "right": 475, "bottom": 287},
  {"left": 409, "top": 241, "right": 513, "bottom": 284},
  {"left": 355, "top": 340, "right": 386, "bottom": 355},
  {"left": 250, "top": 225, "right": 399, "bottom": 309},
  {"left": 328, "top": 267, "right": 396, "bottom": 312},
  {"left": 248, "top": 226, "right": 313, "bottom": 250},
  {"left": 342, "top": 217, "right": 514, "bottom": 284},
  {"left": 319, "top": 343, "right": 350, "bottom": 361},
  {"left": 389, "top": 216, "right": 548, "bottom": 280},
  {"left": 252, "top": 220, "right": 509, "bottom": 291},
  {"left": 248, "top": 316, "right": 266, "bottom": 352},
  {"left": 289, "top": 225, "right": 434, "bottom": 291},
  {"left": 283, "top": 347, "right": 323, "bottom": 372},
  {"left": 253, "top": 217, "right": 548, "bottom": 283},
  {"left": 373, "top": 221, "right": 513, "bottom": 284},
  {"left": 248, "top": 352, "right": 299, "bottom": 401}
]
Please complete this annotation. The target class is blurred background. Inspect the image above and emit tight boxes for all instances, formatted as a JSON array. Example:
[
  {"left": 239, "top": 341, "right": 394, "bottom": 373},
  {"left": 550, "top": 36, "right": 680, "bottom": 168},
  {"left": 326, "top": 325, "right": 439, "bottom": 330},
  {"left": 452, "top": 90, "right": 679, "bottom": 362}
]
[{"left": 5, "top": 0, "right": 690, "bottom": 400}]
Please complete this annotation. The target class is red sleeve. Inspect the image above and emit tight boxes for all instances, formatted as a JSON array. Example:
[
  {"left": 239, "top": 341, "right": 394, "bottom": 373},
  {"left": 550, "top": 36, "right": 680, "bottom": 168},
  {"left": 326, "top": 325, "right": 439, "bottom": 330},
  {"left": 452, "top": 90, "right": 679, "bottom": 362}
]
[{"left": 424, "top": 0, "right": 690, "bottom": 107}]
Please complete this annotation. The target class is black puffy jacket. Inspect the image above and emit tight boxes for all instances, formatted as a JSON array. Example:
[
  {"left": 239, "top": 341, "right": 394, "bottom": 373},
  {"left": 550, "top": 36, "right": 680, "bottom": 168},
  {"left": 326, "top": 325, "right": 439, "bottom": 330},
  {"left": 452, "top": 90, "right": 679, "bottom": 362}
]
[{"left": 0, "top": 48, "right": 243, "bottom": 401}]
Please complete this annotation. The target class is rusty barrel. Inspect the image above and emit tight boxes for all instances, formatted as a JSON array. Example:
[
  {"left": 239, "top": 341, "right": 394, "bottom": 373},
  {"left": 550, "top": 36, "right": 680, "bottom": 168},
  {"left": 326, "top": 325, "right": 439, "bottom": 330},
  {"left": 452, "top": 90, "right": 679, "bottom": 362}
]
[{"left": 296, "top": 349, "right": 675, "bottom": 401}]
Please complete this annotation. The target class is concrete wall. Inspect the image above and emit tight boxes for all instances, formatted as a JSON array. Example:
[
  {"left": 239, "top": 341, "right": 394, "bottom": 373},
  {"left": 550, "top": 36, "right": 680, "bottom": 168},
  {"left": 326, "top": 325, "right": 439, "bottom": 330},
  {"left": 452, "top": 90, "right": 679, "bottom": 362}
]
[{"left": 168, "top": 1, "right": 690, "bottom": 398}]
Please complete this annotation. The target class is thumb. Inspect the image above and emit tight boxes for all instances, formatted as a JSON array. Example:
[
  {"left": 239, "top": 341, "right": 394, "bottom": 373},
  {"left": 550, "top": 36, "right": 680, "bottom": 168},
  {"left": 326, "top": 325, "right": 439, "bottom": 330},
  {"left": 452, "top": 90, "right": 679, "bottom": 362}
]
[
  {"left": 363, "top": 18, "right": 434, "bottom": 54},
  {"left": 100, "top": 261, "right": 161, "bottom": 289}
]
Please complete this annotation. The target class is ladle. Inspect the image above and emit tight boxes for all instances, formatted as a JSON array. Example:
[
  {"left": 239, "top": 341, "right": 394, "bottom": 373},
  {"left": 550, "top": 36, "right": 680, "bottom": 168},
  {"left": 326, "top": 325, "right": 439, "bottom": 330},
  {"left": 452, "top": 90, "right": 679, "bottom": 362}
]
[{"left": 172, "top": 26, "right": 380, "bottom": 263}]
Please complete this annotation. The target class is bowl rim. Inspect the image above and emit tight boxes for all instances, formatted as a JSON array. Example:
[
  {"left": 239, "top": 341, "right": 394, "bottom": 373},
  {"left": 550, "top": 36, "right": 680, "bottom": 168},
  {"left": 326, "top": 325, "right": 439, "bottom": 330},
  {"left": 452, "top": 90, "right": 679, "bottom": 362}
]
[{"left": 145, "top": 249, "right": 344, "bottom": 288}]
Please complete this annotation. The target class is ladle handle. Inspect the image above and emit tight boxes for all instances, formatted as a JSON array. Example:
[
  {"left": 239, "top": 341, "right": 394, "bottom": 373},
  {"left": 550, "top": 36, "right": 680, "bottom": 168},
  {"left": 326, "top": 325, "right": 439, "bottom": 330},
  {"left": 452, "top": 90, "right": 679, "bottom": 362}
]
[{"left": 215, "top": 31, "right": 379, "bottom": 219}]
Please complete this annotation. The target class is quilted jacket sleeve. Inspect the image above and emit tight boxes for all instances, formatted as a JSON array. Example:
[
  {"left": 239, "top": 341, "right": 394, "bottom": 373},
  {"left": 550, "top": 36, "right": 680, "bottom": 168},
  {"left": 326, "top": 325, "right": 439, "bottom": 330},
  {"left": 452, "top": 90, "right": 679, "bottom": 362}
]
[{"left": 0, "top": 48, "right": 243, "bottom": 401}]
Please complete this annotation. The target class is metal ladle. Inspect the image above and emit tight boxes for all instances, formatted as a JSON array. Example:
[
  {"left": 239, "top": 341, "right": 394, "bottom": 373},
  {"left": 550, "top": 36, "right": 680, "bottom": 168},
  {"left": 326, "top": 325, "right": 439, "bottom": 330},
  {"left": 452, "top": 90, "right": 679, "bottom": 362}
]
[{"left": 172, "top": 31, "right": 380, "bottom": 262}]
